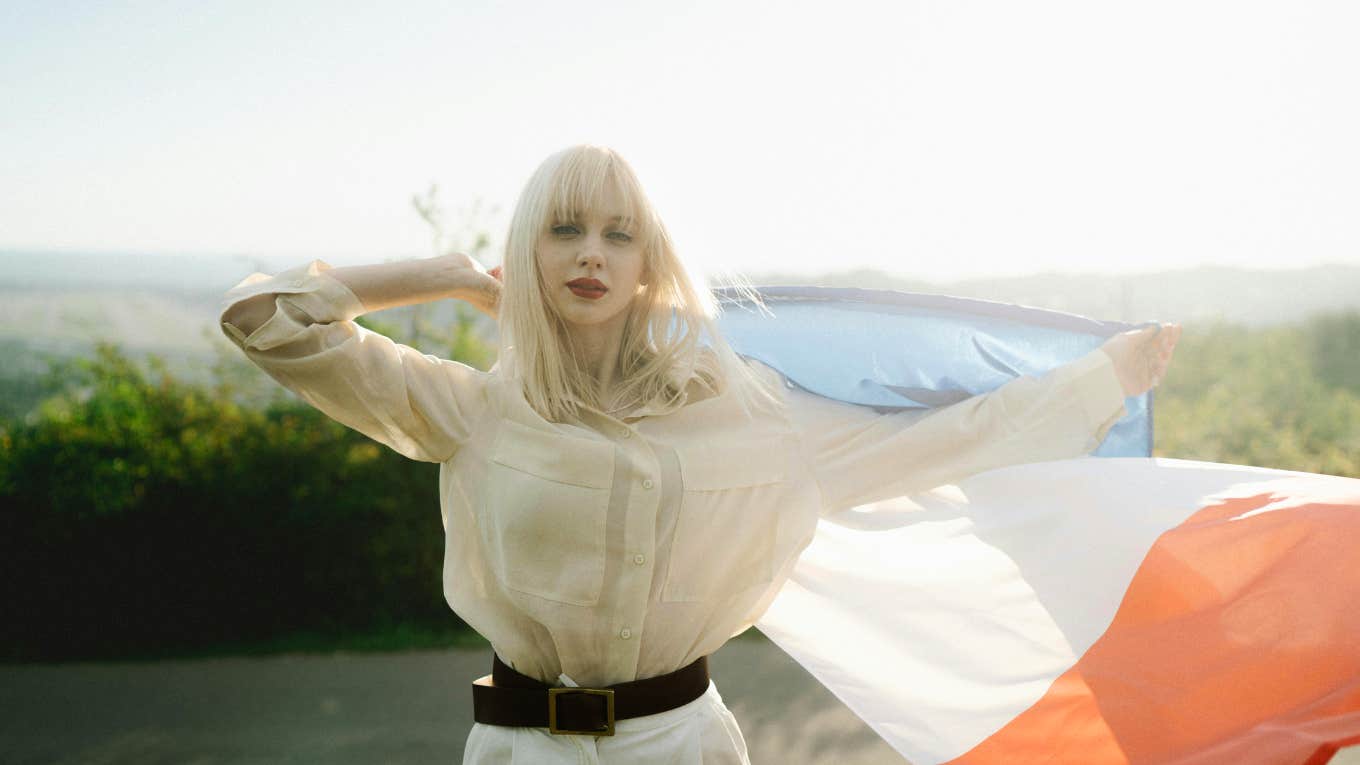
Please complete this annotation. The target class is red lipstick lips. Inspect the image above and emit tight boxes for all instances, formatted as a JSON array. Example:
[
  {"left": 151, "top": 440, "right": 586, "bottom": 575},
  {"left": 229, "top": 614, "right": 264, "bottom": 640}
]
[{"left": 567, "top": 278, "right": 608, "bottom": 300}]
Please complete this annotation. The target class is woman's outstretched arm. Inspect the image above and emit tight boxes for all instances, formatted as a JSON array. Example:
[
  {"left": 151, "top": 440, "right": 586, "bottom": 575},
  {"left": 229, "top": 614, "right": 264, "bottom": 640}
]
[
  {"left": 777, "top": 321, "right": 1181, "bottom": 513},
  {"left": 780, "top": 346, "right": 1133, "bottom": 513}
]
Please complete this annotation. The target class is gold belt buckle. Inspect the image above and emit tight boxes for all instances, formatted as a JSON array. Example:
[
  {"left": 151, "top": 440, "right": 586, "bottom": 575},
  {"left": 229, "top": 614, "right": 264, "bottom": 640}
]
[{"left": 547, "top": 687, "right": 615, "bottom": 736}]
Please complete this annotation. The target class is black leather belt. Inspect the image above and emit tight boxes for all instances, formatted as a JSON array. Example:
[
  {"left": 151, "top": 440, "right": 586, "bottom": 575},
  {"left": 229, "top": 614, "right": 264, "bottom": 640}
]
[{"left": 471, "top": 653, "right": 710, "bottom": 736}]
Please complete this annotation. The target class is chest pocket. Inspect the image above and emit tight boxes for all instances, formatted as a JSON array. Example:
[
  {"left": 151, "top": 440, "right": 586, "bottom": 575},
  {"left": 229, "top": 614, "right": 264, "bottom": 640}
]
[
  {"left": 479, "top": 419, "right": 616, "bottom": 606},
  {"left": 661, "top": 436, "right": 788, "bottom": 603}
]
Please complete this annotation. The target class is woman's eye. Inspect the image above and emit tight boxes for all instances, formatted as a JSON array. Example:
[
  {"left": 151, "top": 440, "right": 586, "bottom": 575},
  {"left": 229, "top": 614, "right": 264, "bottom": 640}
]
[
  {"left": 551, "top": 224, "right": 579, "bottom": 236},
  {"left": 607, "top": 231, "right": 633, "bottom": 242}
]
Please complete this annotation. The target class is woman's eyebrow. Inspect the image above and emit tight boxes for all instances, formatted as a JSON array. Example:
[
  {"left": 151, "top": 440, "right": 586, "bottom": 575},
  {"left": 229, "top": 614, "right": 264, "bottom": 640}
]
[{"left": 557, "top": 212, "right": 634, "bottom": 226}]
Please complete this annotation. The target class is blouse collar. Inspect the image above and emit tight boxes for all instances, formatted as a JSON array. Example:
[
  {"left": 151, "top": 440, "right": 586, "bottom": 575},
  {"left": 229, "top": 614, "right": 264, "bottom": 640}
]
[{"left": 571, "top": 359, "right": 720, "bottom": 423}]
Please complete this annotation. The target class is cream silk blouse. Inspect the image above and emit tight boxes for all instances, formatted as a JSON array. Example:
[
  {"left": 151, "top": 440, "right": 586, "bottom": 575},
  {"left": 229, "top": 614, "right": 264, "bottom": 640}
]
[{"left": 219, "top": 259, "right": 1129, "bottom": 688}]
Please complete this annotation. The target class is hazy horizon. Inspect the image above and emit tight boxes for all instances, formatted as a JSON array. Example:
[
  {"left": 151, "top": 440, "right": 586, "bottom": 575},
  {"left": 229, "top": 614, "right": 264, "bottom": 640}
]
[{"left": 5, "top": 246, "right": 1359, "bottom": 288}]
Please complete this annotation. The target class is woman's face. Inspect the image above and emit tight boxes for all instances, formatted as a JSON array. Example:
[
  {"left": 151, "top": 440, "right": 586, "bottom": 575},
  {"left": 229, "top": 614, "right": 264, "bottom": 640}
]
[{"left": 536, "top": 182, "right": 647, "bottom": 339}]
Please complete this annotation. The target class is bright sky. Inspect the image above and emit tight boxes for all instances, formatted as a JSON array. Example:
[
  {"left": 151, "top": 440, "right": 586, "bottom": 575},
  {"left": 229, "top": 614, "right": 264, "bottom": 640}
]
[{"left": 2, "top": 1, "right": 1357, "bottom": 282}]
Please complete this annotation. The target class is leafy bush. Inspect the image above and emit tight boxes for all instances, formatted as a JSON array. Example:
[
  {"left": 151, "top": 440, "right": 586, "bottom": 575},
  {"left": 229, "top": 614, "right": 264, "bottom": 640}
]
[
  {"left": 1153, "top": 313, "right": 1360, "bottom": 477},
  {"left": 1, "top": 333, "right": 479, "bottom": 662}
]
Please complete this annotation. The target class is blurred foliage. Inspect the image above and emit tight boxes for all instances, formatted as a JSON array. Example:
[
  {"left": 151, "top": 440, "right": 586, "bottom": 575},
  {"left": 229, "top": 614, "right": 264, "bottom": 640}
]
[
  {"left": 398, "top": 185, "right": 500, "bottom": 372},
  {"left": 0, "top": 339, "right": 69, "bottom": 422},
  {"left": 1153, "top": 312, "right": 1360, "bottom": 477},
  {"left": 2, "top": 306, "right": 1357, "bottom": 663},
  {"left": 0, "top": 303, "right": 496, "bottom": 663},
  {"left": 1307, "top": 311, "right": 1360, "bottom": 395}
]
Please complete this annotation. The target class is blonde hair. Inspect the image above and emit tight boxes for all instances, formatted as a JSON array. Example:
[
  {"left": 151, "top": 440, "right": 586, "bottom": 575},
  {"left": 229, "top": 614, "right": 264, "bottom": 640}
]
[{"left": 496, "top": 144, "right": 781, "bottom": 423}]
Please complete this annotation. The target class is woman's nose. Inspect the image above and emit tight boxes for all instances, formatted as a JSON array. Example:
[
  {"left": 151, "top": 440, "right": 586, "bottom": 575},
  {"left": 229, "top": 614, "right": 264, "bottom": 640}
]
[{"left": 576, "top": 243, "right": 604, "bottom": 269}]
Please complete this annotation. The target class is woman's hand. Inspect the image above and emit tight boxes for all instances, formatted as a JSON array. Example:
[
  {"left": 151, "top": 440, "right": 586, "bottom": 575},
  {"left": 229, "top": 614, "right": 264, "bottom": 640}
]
[
  {"left": 1099, "top": 322, "right": 1182, "bottom": 397},
  {"left": 444, "top": 252, "right": 502, "bottom": 320}
]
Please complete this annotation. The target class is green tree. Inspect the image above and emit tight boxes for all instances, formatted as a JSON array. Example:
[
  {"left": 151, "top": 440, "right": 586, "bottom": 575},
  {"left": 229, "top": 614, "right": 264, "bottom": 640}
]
[
  {"left": 1306, "top": 310, "right": 1360, "bottom": 395},
  {"left": 1, "top": 332, "right": 495, "bottom": 661},
  {"left": 1153, "top": 319, "right": 1360, "bottom": 478}
]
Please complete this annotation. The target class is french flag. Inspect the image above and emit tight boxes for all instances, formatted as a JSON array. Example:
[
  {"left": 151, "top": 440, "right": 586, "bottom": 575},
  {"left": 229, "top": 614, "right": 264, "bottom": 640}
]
[{"left": 717, "top": 287, "right": 1360, "bottom": 764}]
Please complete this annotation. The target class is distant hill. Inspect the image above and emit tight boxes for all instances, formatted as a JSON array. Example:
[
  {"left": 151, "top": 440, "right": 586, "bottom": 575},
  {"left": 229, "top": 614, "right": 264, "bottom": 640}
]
[
  {"left": 2, "top": 250, "right": 1357, "bottom": 371},
  {"left": 732, "top": 263, "right": 1360, "bottom": 328}
]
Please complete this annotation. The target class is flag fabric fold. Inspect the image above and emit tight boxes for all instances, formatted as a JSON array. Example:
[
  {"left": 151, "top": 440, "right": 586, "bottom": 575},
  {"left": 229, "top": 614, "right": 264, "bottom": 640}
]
[
  {"left": 756, "top": 457, "right": 1360, "bottom": 765},
  {"left": 714, "top": 285, "right": 1153, "bottom": 456},
  {"left": 713, "top": 287, "right": 1360, "bottom": 764}
]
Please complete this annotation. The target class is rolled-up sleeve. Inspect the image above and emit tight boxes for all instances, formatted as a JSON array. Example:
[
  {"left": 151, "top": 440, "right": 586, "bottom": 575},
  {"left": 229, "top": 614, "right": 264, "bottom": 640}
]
[
  {"left": 782, "top": 347, "right": 1129, "bottom": 513},
  {"left": 219, "top": 259, "right": 490, "bottom": 463}
]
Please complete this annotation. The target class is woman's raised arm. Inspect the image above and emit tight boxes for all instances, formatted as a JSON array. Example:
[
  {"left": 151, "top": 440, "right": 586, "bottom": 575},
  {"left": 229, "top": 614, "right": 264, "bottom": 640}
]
[
  {"left": 223, "top": 253, "right": 500, "bottom": 336},
  {"left": 330, "top": 252, "right": 501, "bottom": 319},
  {"left": 219, "top": 256, "right": 500, "bottom": 463}
]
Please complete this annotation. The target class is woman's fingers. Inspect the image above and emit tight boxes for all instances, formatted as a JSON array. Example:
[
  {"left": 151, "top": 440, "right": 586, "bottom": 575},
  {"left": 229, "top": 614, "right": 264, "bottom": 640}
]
[
  {"left": 1101, "top": 322, "right": 1181, "bottom": 396},
  {"left": 1141, "top": 326, "right": 1161, "bottom": 388},
  {"left": 1157, "top": 328, "right": 1175, "bottom": 365},
  {"left": 1148, "top": 323, "right": 1181, "bottom": 387}
]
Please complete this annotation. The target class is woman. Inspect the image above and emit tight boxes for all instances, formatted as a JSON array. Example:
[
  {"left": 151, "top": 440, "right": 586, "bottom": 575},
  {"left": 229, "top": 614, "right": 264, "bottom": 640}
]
[{"left": 219, "top": 144, "right": 1180, "bottom": 763}]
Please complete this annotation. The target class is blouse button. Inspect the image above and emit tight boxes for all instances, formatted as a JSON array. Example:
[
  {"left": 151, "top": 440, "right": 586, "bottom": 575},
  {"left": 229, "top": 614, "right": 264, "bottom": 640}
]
[
  {"left": 620, "top": 429, "right": 632, "bottom": 439},
  {"left": 632, "top": 554, "right": 645, "bottom": 566},
  {"left": 642, "top": 478, "right": 655, "bottom": 490},
  {"left": 619, "top": 628, "right": 632, "bottom": 640}
]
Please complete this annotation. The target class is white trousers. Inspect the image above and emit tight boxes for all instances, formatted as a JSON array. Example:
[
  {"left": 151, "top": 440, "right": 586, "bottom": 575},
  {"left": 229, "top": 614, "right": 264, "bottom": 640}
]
[{"left": 462, "top": 680, "right": 751, "bottom": 764}]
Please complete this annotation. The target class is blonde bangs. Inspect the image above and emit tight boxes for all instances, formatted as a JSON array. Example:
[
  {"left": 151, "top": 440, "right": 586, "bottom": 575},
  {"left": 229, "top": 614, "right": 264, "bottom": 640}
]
[{"left": 544, "top": 151, "right": 654, "bottom": 248}]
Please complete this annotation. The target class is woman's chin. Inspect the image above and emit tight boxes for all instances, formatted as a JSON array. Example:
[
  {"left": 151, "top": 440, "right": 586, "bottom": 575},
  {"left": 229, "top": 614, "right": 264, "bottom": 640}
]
[{"left": 559, "top": 305, "right": 627, "bottom": 332}]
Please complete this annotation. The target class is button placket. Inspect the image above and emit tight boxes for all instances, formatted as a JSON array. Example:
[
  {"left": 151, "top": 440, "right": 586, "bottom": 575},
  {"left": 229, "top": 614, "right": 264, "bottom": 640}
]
[
  {"left": 612, "top": 426, "right": 658, "bottom": 679},
  {"left": 564, "top": 409, "right": 654, "bottom": 682}
]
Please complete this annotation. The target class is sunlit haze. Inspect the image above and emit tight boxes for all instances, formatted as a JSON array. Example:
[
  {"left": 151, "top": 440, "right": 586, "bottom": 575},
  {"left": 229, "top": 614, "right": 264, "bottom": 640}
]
[{"left": 3, "top": 1, "right": 1357, "bottom": 283}]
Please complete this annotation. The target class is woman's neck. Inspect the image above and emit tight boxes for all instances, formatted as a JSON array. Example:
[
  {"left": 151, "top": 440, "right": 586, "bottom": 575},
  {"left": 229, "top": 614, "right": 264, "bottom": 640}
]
[{"left": 568, "top": 317, "right": 628, "bottom": 398}]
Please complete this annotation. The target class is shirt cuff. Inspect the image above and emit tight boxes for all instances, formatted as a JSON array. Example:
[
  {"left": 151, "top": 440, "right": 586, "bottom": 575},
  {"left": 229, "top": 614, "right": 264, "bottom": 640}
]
[
  {"left": 219, "top": 259, "right": 368, "bottom": 348},
  {"left": 1053, "top": 346, "right": 1129, "bottom": 448}
]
